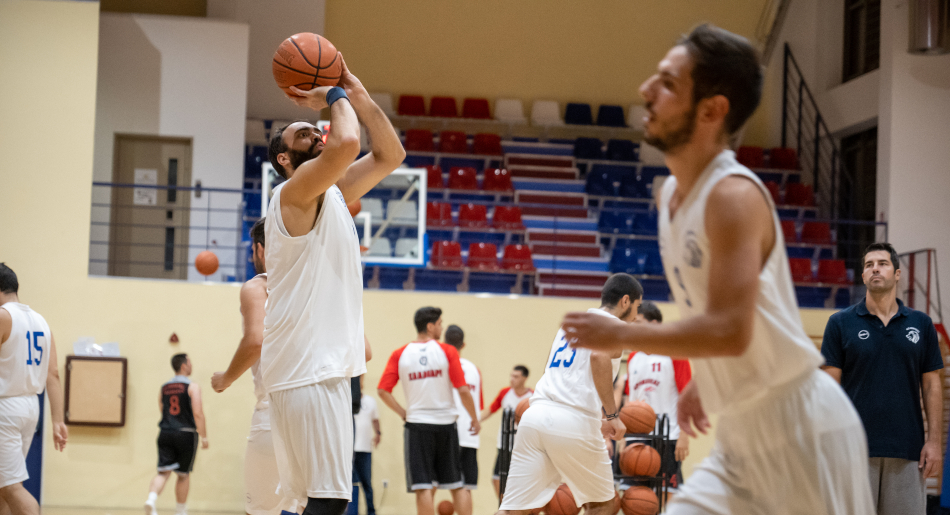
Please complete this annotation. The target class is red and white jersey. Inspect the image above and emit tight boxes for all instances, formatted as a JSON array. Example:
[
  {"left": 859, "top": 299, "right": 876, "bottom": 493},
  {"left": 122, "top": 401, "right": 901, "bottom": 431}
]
[
  {"left": 488, "top": 386, "right": 533, "bottom": 449},
  {"left": 625, "top": 352, "right": 692, "bottom": 439},
  {"left": 453, "top": 357, "right": 483, "bottom": 448},
  {"left": 378, "top": 340, "right": 467, "bottom": 425},
  {"left": 0, "top": 302, "right": 51, "bottom": 398}
]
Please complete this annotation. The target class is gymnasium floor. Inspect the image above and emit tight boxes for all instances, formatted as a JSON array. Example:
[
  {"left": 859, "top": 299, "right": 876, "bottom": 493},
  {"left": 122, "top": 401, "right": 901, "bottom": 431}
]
[{"left": 43, "top": 509, "right": 243, "bottom": 515}]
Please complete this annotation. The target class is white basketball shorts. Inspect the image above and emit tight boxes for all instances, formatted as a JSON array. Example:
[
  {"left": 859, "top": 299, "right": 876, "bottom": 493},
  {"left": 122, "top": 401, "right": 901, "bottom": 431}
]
[
  {"left": 269, "top": 377, "right": 353, "bottom": 505},
  {"left": 499, "top": 400, "right": 615, "bottom": 510},
  {"left": 668, "top": 369, "right": 874, "bottom": 515},
  {"left": 245, "top": 423, "right": 291, "bottom": 515},
  {"left": 0, "top": 395, "right": 39, "bottom": 488}
]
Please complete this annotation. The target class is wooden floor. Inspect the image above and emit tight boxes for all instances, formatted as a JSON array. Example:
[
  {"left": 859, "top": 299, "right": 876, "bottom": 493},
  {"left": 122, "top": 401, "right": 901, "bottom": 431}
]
[{"left": 42, "top": 509, "right": 243, "bottom": 515}]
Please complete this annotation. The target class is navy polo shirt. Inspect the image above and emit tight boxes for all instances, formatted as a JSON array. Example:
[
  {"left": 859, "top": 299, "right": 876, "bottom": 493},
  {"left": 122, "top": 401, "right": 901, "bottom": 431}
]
[{"left": 821, "top": 298, "right": 943, "bottom": 461}]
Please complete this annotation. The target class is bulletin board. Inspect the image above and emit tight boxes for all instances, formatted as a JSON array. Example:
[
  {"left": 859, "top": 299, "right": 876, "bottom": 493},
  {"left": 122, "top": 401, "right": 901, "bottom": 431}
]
[{"left": 64, "top": 356, "right": 127, "bottom": 427}]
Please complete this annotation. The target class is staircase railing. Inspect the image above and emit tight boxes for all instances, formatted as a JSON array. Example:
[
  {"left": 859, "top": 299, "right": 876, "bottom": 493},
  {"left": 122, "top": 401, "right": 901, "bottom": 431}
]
[{"left": 781, "top": 43, "right": 854, "bottom": 221}]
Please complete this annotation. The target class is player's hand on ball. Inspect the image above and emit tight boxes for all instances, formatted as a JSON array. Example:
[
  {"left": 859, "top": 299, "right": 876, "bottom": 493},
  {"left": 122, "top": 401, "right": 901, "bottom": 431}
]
[
  {"left": 469, "top": 418, "right": 481, "bottom": 436},
  {"left": 677, "top": 381, "right": 710, "bottom": 437},
  {"left": 562, "top": 312, "right": 627, "bottom": 350},
  {"left": 211, "top": 372, "right": 231, "bottom": 393},
  {"left": 675, "top": 436, "right": 690, "bottom": 461},
  {"left": 337, "top": 55, "right": 367, "bottom": 101},
  {"left": 53, "top": 422, "right": 68, "bottom": 451},
  {"left": 287, "top": 85, "right": 335, "bottom": 112}
]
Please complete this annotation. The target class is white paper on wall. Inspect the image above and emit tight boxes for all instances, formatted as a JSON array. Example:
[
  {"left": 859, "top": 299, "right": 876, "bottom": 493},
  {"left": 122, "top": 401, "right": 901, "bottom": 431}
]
[{"left": 133, "top": 168, "right": 158, "bottom": 205}]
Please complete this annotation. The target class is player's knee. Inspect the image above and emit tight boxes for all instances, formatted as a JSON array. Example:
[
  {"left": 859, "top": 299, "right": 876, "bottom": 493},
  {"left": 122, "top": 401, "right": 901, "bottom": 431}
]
[{"left": 303, "top": 497, "right": 348, "bottom": 515}]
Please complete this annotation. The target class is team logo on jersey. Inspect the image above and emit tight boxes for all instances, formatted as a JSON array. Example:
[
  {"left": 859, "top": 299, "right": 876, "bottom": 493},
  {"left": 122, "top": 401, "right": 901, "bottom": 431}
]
[
  {"left": 684, "top": 231, "right": 702, "bottom": 268},
  {"left": 419, "top": 356, "right": 428, "bottom": 366},
  {"left": 906, "top": 327, "right": 920, "bottom": 344},
  {"left": 858, "top": 330, "right": 869, "bottom": 340}
]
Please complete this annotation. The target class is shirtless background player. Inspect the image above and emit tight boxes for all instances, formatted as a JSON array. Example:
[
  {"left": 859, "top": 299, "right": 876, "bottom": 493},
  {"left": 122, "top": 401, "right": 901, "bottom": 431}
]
[
  {"left": 563, "top": 24, "right": 873, "bottom": 515},
  {"left": 262, "top": 55, "right": 404, "bottom": 515}
]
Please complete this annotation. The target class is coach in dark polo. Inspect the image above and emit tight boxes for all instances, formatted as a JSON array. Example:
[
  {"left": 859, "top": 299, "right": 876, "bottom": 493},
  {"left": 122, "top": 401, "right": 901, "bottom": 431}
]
[{"left": 821, "top": 243, "right": 943, "bottom": 515}]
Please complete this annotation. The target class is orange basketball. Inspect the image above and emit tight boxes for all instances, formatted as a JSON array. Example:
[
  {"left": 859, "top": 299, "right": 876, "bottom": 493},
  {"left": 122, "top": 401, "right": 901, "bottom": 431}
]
[
  {"left": 437, "top": 500, "right": 454, "bottom": 515},
  {"left": 619, "top": 401, "right": 655, "bottom": 434},
  {"left": 619, "top": 443, "right": 661, "bottom": 477},
  {"left": 547, "top": 484, "right": 579, "bottom": 515},
  {"left": 195, "top": 250, "right": 218, "bottom": 276},
  {"left": 620, "top": 486, "right": 658, "bottom": 515},
  {"left": 347, "top": 199, "right": 361, "bottom": 217},
  {"left": 272, "top": 33, "right": 343, "bottom": 95},
  {"left": 515, "top": 397, "right": 531, "bottom": 423}
]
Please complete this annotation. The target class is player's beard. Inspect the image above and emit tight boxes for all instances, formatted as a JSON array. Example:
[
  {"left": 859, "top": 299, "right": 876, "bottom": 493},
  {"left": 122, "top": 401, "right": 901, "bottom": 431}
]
[
  {"left": 252, "top": 253, "right": 264, "bottom": 275},
  {"left": 643, "top": 102, "right": 698, "bottom": 153},
  {"left": 287, "top": 140, "right": 322, "bottom": 170},
  {"left": 618, "top": 305, "right": 633, "bottom": 321}
]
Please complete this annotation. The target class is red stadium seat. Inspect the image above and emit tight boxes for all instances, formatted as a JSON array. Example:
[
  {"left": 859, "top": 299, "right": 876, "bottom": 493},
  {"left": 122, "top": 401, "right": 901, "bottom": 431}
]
[
  {"left": 737, "top": 146, "right": 765, "bottom": 168},
  {"left": 769, "top": 148, "right": 799, "bottom": 170},
  {"left": 429, "top": 96, "right": 458, "bottom": 118},
  {"left": 462, "top": 98, "right": 491, "bottom": 119},
  {"left": 764, "top": 181, "right": 782, "bottom": 205},
  {"left": 492, "top": 206, "right": 525, "bottom": 230},
  {"left": 482, "top": 168, "right": 513, "bottom": 192},
  {"left": 502, "top": 244, "right": 535, "bottom": 271},
  {"left": 405, "top": 129, "right": 434, "bottom": 152},
  {"left": 473, "top": 133, "right": 503, "bottom": 155},
  {"left": 818, "top": 259, "right": 849, "bottom": 285},
  {"left": 398, "top": 95, "right": 426, "bottom": 116},
  {"left": 785, "top": 183, "right": 815, "bottom": 206},
  {"left": 425, "top": 165, "right": 444, "bottom": 189},
  {"left": 789, "top": 258, "right": 815, "bottom": 283},
  {"left": 458, "top": 203, "right": 488, "bottom": 228},
  {"left": 439, "top": 131, "right": 469, "bottom": 154},
  {"left": 426, "top": 202, "right": 453, "bottom": 227},
  {"left": 467, "top": 243, "right": 500, "bottom": 271},
  {"left": 431, "top": 241, "right": 463, "bottom": 268},
  {"left": 781, "top": 220, "right": 798, "bottom": 243},
  {"left": 448, "top": 167, "right": 478, "bottom": 190},
  {"left": 801, "top": 222, "right": 832, "bottom": 245}
]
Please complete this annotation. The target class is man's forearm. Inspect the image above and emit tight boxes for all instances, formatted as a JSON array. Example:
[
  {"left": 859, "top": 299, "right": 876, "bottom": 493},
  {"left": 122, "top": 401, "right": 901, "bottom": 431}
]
[
  {"left": 194, "top": 415, "right": 207, "bottom": 438},
  {"left": 924, "top": 378, "right": 943, "bottom": 443},
  {"left": 591, "top": 353, "right": 619, "bottom": 415},
  {"left": 223, "top": 338, "right": 261, "bottom": 385},
  {"left": 378, "top": 389, "right": 405, "bottom": 418},
  {"left": 459, "top": 389, "right": 478, "bottom": 422},
  {"left": 350, "top": 93, "right": 403, "bottom": 165},
  {"left": 46, "top": 374, "right": 65, "bottom": 424}
]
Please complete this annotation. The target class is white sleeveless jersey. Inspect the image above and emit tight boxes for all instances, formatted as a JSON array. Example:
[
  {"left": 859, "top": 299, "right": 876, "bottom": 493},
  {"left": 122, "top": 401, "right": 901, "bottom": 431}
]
[
  {"left": 453, "top": 357, "right": 482, "bottom": 448},
  {"left": 0, "top": 302, "right": 52, "bottom": 398},
  {"left": 657, "top": 150, "right": 823, "bottom": 415},
  {"left": 248, "top": 273, "right": 270, "bottom": 430},
  {"left": 261, "top": 183, "right": 366, "bottom": 393},
  {"left": 377, "top": 340, "right": 468, "bottom": 425},
  {"left": 626, "top": 353, "right": 689, "bottom": 439},
  {"left": 532, "top": 308, "right": 622, "bottom": 419}
]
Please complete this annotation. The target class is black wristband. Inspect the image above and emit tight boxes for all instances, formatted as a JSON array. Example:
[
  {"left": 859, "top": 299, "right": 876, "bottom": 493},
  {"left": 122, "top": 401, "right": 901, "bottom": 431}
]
[
  {"left": 325, "top": 86, "right": 349, "bottom": 107},
  {"left": 605, "top": 411, "right": 619, "bottom": 421}
]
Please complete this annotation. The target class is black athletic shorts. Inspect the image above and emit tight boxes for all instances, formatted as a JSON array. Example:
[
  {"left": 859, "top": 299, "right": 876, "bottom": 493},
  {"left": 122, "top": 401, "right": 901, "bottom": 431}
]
[
  {"left": 492, "top": 448, "right": 502, "bottom": 479},
  {"left": 621, "top": 438, "right": 683, "bottom": 491},
  {"left": 157, "top": 429, "right": 199, "bottom": 473},
  {"left": 460, "top": 446, "right": 478, "bottom": 489},
  {"left": 404, "top": 422, "right": 463, "bottom": 492}
]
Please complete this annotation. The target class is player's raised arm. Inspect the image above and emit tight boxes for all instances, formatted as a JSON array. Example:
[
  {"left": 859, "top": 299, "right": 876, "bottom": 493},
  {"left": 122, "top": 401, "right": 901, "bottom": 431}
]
[
  {"left": 280, "top": 85, "right": 361, "bottom": 211},
  {"left": 212, "top": 276, "right": 267, "bottom": 393},
  {"left": 46, "top": 333, "right": 67, "bottom": 451},
  {"left": 334, "top": 57, "right": 406, "bottom": 203},
  {"left": 564, "top": 176, "right": 773, "bottom": 358}
]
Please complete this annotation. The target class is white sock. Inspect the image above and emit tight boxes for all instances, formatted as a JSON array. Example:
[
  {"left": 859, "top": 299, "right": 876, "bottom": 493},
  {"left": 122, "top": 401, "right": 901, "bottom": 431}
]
[
  {"left": 175, "top": 502, "right": 187, "bottom": 514},
  {"left": 146, "top": 492, "right": 158, "bottom": 505}
]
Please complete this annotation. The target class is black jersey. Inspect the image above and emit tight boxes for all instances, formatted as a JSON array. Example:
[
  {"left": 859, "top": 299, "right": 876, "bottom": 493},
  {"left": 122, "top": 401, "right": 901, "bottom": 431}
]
[{"left": 159, "top": 376, "right": 196, "bottom": 431}]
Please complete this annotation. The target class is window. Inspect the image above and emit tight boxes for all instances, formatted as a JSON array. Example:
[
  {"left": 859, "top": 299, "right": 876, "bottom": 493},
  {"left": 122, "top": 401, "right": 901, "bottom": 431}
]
[{"left": 843, "top": 0, "right": 881, "bottom": 82}]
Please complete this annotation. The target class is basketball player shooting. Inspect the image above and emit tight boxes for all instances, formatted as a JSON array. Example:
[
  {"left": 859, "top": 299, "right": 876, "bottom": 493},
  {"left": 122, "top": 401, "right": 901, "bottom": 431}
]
[
  {"left": 262, "top": 56, "right": 404, "bottom": 515},
  {"left": 562, "top": 25, "right": 873, "bottom": 514}
]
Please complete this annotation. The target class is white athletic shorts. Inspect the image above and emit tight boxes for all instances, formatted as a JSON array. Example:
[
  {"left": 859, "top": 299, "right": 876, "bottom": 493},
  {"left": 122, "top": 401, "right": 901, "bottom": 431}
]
[
  {"left": 499, "top": 400, "right": 615, "bottom": 510},
  {"left": 0, "top": 395, "right": 39, "bottom": 488},
  {"left": 668, "top": 370, "right": 874, "bottom": 515},
  {"left": 245, "top": 424, "right": 291, "bottom": 515},
  {"left": 269, "top": 377, "right": 353, "bottom": 505}
]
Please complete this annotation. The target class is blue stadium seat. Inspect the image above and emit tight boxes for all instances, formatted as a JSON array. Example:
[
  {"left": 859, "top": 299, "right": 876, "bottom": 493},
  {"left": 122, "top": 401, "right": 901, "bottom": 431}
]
[
  {"left": 467, "top": 272, "right": 519, "bottom": 294},
  {"left": 565, "top": 103, "right": 593, "bottom": 125},
  {"left": 795, "top": 286, "right": 829, "bottom": 308},
  {"left": 573, "top": 137, "right": 604, "bottom": 159},
  {"left": 641, "top": 248, "right": 664, "bottom": 275},
  {"left": 633, "top": 210, "right": 659, "bottom": 236},
  {"left": 414, "top": 269, "right": 464, "bottom": 292},
  {"left": 641, "top": 278, "right": 671, "bottom": 301},
  {"left": 596, "top": 105, "right": 626, "bottom": 127},
  {"left": 586, "top": 164, "right": 622, "bottom": 196},
  {"left": 610, "top": 246, "right": 643, "bottom": 274},
  {"left": 619, "top": 173, "right": 648, "bottom": 198},
  {"left": 598, "top": 210, "right": 633, "bottom": 234},
  {"left": 606, "top": 139, "right": 637, "bottom": 161}
]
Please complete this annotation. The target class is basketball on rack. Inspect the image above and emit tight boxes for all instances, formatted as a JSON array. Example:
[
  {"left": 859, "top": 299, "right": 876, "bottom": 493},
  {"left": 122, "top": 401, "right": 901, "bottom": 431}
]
[
  {"left": 620, "top": 486, "right": 659, "bottom": 515},
  {"left": 515, "top": 397, "right": 530, "bottom": 423},
  {"left": 619, "top": 443, "right": 661, "bottom": 477},
  {"left": 619, "top": 401, "right": 656, "bottom": 434},
  {"left": 546, "top": 484, "right": 579, "bottom": 515}
]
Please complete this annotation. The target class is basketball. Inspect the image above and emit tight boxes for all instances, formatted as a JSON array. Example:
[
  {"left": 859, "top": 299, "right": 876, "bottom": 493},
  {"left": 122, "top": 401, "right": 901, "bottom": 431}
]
[
  {"left": 547, "top": 484, "right": 579, "bottom": 515},
  {"left": 195, "top": 250, "right": 218, "bottom": 276},
  {"left": 619, "top": 443, "right": 661, "bottom": 477},
  {"left": 619, "top": 401, "right": 656, "bottom": 434},
  {"left": 437, "top": 500, "right": 454, "bottom": 515},
  {"left": 348, "top": 199, "right": 362, "bottom": 217},
  {"left": 515, "top": 396, "right": 531, "bottom": 423},
  {"left": 272, "top": 33, "right": 343, "bottom": 95},
  {"left": 620, "top": 486, "right": 658, "bottom": 515}
]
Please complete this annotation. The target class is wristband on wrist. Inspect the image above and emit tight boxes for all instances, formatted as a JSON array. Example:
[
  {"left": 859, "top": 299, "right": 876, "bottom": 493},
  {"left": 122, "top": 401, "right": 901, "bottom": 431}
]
[
  {"left": 325, "top": 86, "right": 349, "bottom": 107},
  {"left": 605, "top": 411, "right": 619, "bottom": 421}
]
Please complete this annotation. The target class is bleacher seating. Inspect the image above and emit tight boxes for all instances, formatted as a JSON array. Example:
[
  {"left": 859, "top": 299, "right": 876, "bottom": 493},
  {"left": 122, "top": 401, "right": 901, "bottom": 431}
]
[
  {"left": 817, "top": 259, "right": 849, "bottom": 284},
  {"left": 492, "top": 206, "right": 525, "bottom": 230},
  {"left": 531, "top": 100, "right": 564, "bottom": 126},
  {"left": 426, "top": 202, "right": 453, "bottom": 227},
  {"left": 785, "top": 183, "right": 815, "bottom": 206},
  {"left": 394, "top": 238, "right": 418, "bottom": 258},
  {"left": 764, "top": 181, "right": 782, "bottom": 205},
  {"left": 597, "top": 105, "right": 626, "bottom": 127},
  {"left": 426, "top": 165, "right": 445, "bottom": 189},
  {"left": 606, "top": 139, "right": 637, "bottom": 162},
  {"left": 565, "top": 103, "right": 593, "bottom": 125},
  {"left": 398, "top": 95, "right": 426, "bottom": 116},
  {"left": 439, "top": 131, "right": 468, "bottom": 154},
  {"left": 781, "top": 220, "right": 798, "bottom": 242},
  {"left": 458, "top": 203, "right": 488, "bottom": 228},
  {"left": 473, "top": 133, "right": 503, "bottom": 155},
  {"left": 574, "top": 137, "right": 604, "bottom": 159},
  {"left": 482, "top": 168, "right": 513, "bottom": 192},
  {"left": 448, "top": 167, "right": 478, "bottom": 190},
  {"left": 599, "top": 210, "right": 633, "bottom": 234},
  {"left": 405, "top": 129, "right": 435, "bottom": 152},
  {"left": 462, "top": 98, "right": 491, "bottom": 119},
  {"left": 737, "top": 146, "right": 765, "bottom": 168},
  {"left": 367, "top": 238, "right": 392, "bottom": 257},
  {"left": 369, "top": 92, "right": 395, "bottom": 117},
  {"left": 502, "top": 244, "right": 535, "bottom": 271},
  {"left": 360, "top": 198, "right": 384, "bottom": 222},
  {"left": 430, "top": 96, "right": 458, "bottom": 117},
  {"left": 800, "top": 222, "right": 832, "bottom": 244},
  {"left": 770, "top": 148, "right": 798, "bottom": 169},
  {"left": 431, "top": 241, "right": 463, "bottom": 268},
  {"left": 467, "top": 243, "right": 500, "bottom": 271},
  {"left": 495, "top": 98, "right": 527, "bottom": 124},
  {"left": 789, "top": 258, "right": 815, "bottom": 282}
]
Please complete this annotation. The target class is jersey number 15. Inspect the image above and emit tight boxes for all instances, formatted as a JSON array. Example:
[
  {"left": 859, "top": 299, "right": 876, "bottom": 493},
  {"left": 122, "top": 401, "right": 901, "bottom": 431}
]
[{"left": 26, "top": 331, "right": 44, "bottom": 366}]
